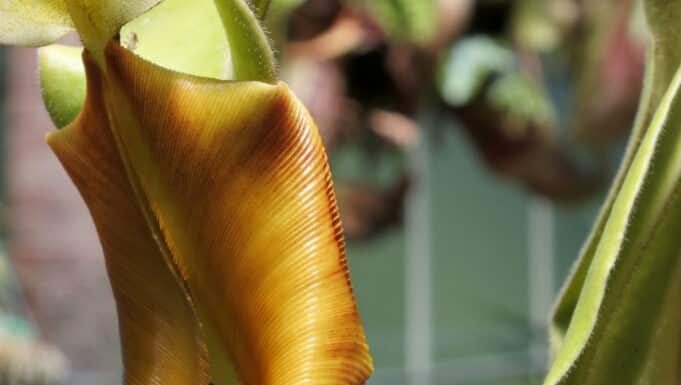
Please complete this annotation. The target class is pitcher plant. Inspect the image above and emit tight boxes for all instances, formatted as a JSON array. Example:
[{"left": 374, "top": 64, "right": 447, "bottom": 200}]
[{"left": 0, "top": 1, "right": 373, "bottom": 384}]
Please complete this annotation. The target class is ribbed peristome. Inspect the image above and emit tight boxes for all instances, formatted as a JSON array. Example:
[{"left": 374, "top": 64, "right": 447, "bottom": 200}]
[{"left": 47, "top": 40, "right": 373, "bottom": 385}]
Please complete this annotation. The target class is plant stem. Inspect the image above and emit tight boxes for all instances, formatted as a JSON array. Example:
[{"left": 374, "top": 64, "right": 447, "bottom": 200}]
[{"left": 213, "top": 0, "right": 276, "bottom": 83}]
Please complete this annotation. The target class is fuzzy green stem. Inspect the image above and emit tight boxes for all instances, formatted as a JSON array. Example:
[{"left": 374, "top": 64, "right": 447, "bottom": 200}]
[{"left": 213, "top": 0, "right": 276, "bottom": 83}]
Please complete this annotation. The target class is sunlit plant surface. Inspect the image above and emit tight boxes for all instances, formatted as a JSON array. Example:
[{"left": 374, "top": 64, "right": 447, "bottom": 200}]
[
  {"left": 1, "top": 1, "right": 372, "bottom": 384},
  {"left": 546, "top": 1, "right": 681, "bottom": 384}
]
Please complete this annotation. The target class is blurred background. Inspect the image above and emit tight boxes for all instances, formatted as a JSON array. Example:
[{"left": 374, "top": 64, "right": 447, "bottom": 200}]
[{"left": 0, "top": 0, "right": 647, "bottom": 384}]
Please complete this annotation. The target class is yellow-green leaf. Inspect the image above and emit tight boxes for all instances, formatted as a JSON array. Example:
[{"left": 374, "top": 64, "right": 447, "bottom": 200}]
[
  {"left": 545, "top": 1, "right": 681, "bottom": 383},
  {"left": 0, "top": 0, "right": 73, "bottom": 47},
  {"left": 357, "top": 0, "right": 436, "bottom": 44},
  {"left": 39, "top": 44, "right": 86, "bottom": 128},
  {"left": 550, "top": 0, "right": 681, "bottom": 354},
  {"left": 120, "top": 0, "right": 232, "bottom": 80},
  {"left": 545, "top": 60, "right": 681, "bottom": 385},
  {"left": 63, "top": 0, "right": 163, "bottom": 60}
]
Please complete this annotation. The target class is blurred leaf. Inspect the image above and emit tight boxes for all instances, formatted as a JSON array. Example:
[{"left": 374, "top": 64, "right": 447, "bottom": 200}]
[
  {"left": 269, "top": 0, "right": 305, "bottom": 13},
  {"left": 267, "top": 0, "right": 306, "bottom": 26},
  {"left": 0, "top": 336, "right": 68, "bottom": 385},
  {"left": 120, "top": 0, "right": 232, "bottom": 80},
  {"left": 511, "top": 0, "right": 569, "bottom": 51},
  {"left": 358, "top": 0, "right": 437, "bottom": 44},
  {"left": 0, "top": 0, "right": 73, "bottom": 47},
  {"left": 488, "top": 72, "right": 556, "bottom": 129},
  {"left": 39, "top": 45, "right": 86, "bottom": 128},
  {"left": 629, "top": 0, "right": 648, "bottom": 42},
  {"left": 438, "top": 36, "right": 514, "bottom": 106},
  {"left": 568, "top": 0, "right": 645, "bottom": 144},
  {"left": 0, "top": 315, "right": 33, "bottom": 339},
  {"left": 248, "top": 0, "right": 305, "bottom": 51}
]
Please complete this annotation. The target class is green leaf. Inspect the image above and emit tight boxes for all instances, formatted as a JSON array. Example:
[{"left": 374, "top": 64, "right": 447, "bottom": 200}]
[
  {"left": 39, "top": 44, "right": 86, "bottom": 128},
  {"left": 511, "top": 0, "right": 563, "bottom": 51},
  {"left": 487, "top": 72, "right": 556, "bottom": 128},
  {"left": 356, "top": 0, "right": 436, "bottom": 44},
  {"left": 545, "top": 2, "right": 681, "bottom": 383},
  {"left": 546, "top": 62, "right": 681, "bottom": 385},
  {"left": 120, "top": 0, "right": 232, "bottom": 80},
  {"left": 437, "top": 36, "right": 515, "bottom": 107},
  {"left": 118, "top": 0, "right": 277, "bottom": 82},
  {"left": 0, "top": 0, "right": 73, "bottom": 47},
  {"left": 550, "top": 0, "right": 681, "bottom": 355}
]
